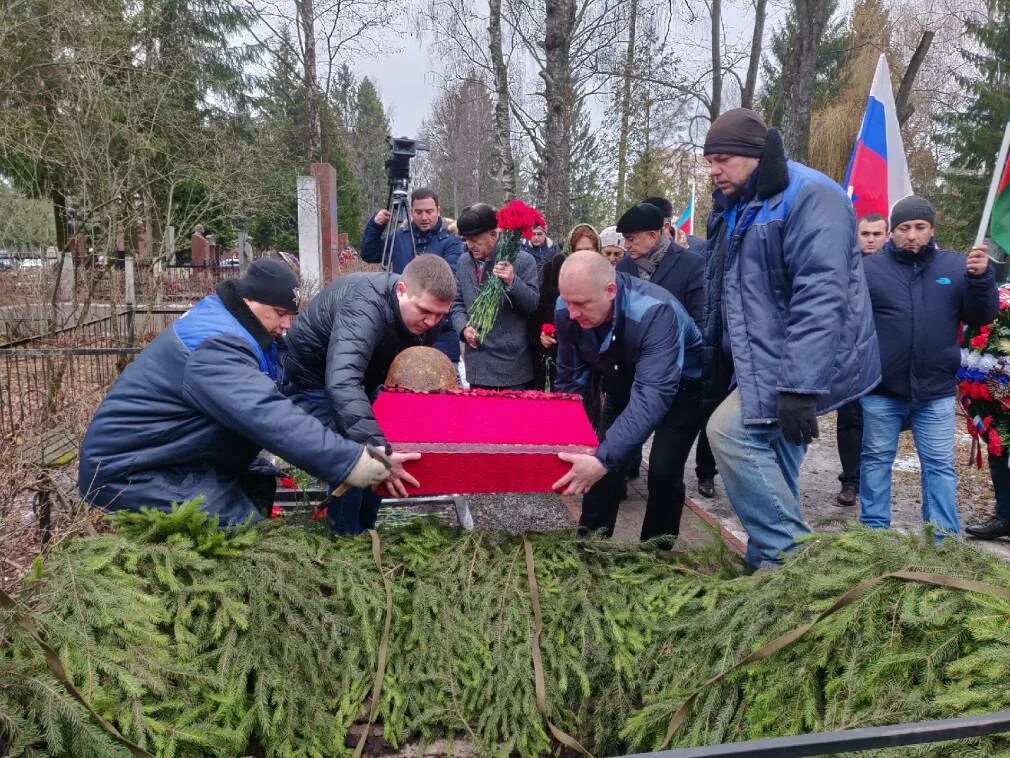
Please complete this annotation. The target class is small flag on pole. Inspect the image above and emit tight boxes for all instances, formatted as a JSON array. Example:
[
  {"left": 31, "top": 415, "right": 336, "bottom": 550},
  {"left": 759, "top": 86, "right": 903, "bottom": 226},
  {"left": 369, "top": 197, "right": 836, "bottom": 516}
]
[
  {"left": 987, "top": 118, "right": 1010, "bottom": 254},
  {"left": 975, "top": 116, "right": 1010, "bottom": 281},
  {"left": 676, "top": 185, "right": 695, "bottom": 236},
  {"left": 843, "top": 54, "right": 913, "bottom": 219}
]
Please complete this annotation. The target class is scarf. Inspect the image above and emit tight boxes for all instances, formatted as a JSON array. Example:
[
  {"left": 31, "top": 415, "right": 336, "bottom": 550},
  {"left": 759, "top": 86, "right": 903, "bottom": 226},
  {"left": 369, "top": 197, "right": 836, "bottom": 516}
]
[{"left": 633, "top": 236, "right": 672, "bottom": 281}]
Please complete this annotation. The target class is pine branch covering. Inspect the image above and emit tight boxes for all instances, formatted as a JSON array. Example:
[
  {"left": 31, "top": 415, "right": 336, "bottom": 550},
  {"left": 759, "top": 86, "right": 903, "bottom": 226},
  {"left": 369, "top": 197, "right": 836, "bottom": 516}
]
[{"left": 3, "top": 503, "right": 1010, "bottom": 757}]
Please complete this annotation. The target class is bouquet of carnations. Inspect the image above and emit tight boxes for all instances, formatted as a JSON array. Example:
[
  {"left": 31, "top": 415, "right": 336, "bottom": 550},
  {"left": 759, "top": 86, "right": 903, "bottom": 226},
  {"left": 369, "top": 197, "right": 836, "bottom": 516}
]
[
  {"left": 958, "top": 285, "right": 1010, "bottom": 461},
  {"left": 468, "top": 199, "right": 546, "bottom": 340}
]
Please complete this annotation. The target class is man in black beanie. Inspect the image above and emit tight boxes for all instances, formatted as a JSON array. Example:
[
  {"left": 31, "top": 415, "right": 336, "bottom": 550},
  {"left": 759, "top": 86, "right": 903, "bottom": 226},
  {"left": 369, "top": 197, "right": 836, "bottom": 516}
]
[
  {"left": 861, "top": 195, "right": 996, "bottom": 537},
  {"left": 80, "top": 258, "right": 391, "bottom": 524},
  {"left": 701, "top": 107, "right": 880, "bottom": 569}
]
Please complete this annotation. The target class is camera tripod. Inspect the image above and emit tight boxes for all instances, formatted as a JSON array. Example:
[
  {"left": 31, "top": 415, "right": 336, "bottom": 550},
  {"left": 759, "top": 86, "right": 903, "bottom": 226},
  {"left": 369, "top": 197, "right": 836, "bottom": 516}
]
[{"left": 379, "top": 179, "right": 418, "bottom": 272}]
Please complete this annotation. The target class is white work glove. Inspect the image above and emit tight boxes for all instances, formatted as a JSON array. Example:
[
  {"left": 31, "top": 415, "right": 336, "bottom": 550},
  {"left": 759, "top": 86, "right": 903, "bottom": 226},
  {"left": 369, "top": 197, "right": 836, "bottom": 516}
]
[{"left": 344, "top": 446, "right": 392, "bottom": 489}]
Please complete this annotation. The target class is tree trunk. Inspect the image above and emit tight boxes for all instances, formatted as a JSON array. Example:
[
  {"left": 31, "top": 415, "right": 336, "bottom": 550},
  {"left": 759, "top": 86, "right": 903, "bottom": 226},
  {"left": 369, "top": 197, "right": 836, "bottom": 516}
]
[
  {"left": 51, "top": 188, "right": 69, "bottom": 253},
  {"left": 488, "top": 0, "right": 516, "bottom": 199},
  {"left": 709, "top": 0, "right": 722, "bottom": 122},
  {"left": 896, "top": 31, "right": 934, "bottom": 126},
  {"left": 543, "top": 0, "right": 576, "bottom": 234},
  {"left": 781, "top": 0, "right": 832, "bottom": 162},
  {"left": 741, "top": 0, "right": 767, "bottom": 109},
  {"left": 614, "top": 0, "right": 638, "bottom": 216},
  {"left": 296, "top": 0, "right": 323, "bottom": 164},
  {"left": 615, "top": 0, "right": 638, "bottom": 216}
]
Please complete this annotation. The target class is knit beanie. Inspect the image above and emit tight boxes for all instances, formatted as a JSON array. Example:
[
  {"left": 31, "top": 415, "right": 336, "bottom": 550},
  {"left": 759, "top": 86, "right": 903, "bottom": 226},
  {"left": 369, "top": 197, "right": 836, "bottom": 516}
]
[
  {"left": 703, "top": 108, "right": 768, "bottom": 157},
  {"left": 238, "top": 258, "right": 300, "bottom": 312},
  {"left": 456, "top": 203, "right": 498, "bottom": 237},
  {"left": 599, "top": 226, "right": 624, "bottom": 249},
  {"left": 889, "top": 195, "right": 935, "bottom": 229}
]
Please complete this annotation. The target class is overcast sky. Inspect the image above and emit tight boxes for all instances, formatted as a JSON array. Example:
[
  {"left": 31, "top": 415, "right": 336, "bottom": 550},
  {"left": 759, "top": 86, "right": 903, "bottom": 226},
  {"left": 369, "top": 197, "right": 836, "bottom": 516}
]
[{"left": 356, "top": 36, "right": 438, "bottom": 138}]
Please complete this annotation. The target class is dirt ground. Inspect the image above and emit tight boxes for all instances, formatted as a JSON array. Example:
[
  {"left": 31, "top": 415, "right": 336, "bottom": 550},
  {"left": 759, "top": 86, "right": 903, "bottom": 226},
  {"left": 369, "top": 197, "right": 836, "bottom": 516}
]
[{"left": 679, "top": 411, "right": 1010, "bottom": 561}]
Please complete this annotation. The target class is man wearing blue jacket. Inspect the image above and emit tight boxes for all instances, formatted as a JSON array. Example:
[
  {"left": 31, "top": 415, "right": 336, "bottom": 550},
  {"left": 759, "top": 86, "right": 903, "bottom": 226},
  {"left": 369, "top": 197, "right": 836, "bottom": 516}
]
[
  {"left": 78, "top": 259, "right": 389, "bottom": 524},
  {"left": 552, "top": 250, "right": 704, "bottom": 542},
  {"left": 861, "top": 196, "right": 998, "bottom": 534},
  {"left": 360, "top": 187, "right": 464, "bottom": 363},
  {"left": 702, "top": 108, "right": 880, "bottom": 569}
]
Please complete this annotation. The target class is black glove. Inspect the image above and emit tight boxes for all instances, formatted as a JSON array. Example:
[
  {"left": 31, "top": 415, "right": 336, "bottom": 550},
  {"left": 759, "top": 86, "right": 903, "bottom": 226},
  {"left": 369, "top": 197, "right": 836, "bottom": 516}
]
[{"left": 776, "top": 392, "right": 819, "bottom": 445}]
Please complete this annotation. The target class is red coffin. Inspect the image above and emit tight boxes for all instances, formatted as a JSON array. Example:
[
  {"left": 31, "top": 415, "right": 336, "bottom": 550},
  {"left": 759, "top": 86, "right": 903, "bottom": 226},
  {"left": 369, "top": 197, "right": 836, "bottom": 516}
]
[{"left": 372, "top": 388, "right": 598, "bottom": 496}]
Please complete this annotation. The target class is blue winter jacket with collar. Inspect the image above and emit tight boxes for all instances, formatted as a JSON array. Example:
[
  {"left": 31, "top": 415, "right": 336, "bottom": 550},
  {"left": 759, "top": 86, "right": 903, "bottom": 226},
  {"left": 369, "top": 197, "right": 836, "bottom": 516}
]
[
  {"left": 702, "top": 128, "right": 880, "bottom": 423},
  {"left": 554, "top": 272, "right": 703, "bottom": 470},
  {"left": 78, "top": 280, "right": 362, "bottom": 523},
  {"left": 863, "top": 238, "right": 998, "bottom": 401}
]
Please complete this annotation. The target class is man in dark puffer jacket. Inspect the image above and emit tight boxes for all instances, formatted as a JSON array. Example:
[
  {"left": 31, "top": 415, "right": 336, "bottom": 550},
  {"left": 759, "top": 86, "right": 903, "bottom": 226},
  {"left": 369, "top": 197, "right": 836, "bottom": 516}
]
[
  {"left": 860, "top": 195, "right": 997, "bottom": 535},
  {"left": 79, "top": 259, "right": 388, "bottom": 524},
  {"left": 281, "top": 254, "right": 457, "bottom": 533}
]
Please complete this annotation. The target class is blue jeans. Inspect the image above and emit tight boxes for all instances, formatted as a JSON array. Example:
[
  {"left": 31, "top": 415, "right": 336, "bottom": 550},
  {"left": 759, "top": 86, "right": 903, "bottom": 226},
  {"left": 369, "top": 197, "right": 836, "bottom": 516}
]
[
  {"left": 279, "top": 384, "right": 378, "bottom": 535},
  {"left": 706, "top": 389, "right": 811, "bottom": 569},
  {"left": 858, "top": 394, "right": 959, "bottom": 534}
]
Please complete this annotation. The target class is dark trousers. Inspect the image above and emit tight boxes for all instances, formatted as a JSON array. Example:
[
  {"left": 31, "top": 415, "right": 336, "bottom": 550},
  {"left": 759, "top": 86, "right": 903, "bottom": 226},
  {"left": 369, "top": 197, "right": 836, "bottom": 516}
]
[
  {"left": 580, "top": 388, "right": 705, "bottom": 541},
  {"left": 695, "top": 425, "right": 717, "bottom": 480},
  {"left": 327, "top": 488, "right": 381, "bottom": 535},
  {"left": 988, "top": 453, "right": 1010, "bottom": 522},
  {"left": 836, "top": 400, "right": 863, "bottom": 486},
  {"left": 470, "top": 382, "right": 532, "bottom": 391}
]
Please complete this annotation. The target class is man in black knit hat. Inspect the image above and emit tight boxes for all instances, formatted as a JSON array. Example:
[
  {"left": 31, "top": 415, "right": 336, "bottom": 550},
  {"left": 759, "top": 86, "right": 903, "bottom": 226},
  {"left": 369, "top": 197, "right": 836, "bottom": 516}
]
[
  {"left": 701, "top": 107, "right": 880, "bottom": 569},
  {"left": 861, "top": 195, "right": 997, "bottom": 537},
  {"left": 80, "top": 258, "right": 390, "bottom": 524}
]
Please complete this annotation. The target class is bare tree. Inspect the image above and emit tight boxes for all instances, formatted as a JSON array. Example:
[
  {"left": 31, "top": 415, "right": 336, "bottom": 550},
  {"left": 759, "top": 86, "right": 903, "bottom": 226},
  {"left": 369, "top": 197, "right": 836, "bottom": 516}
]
[
  {"left": 741, "top": 0, "right": 768, "bottom": 109},
  {"left": 895, "top": 30, "right": 935, "bottom": 126},
  {"left": 295, "top": 0, "right": 323, "bottom": 162},
  {"left": 543, "top": 0, "right": 577, "bottom": 231},
  {"left": 239, "top": 0, "right": 394, "bottom": 166},
  {"left": 781, "top": 0, "right": 835, "bottom": 162},
  {"left": 489, "top": 0, "right": 517, "bottom": 196},
  {"left": 708, "top": 0, "right": 722, "bottom": 121},
  {"left": 615, "top": 0, "right": 638, "bottom": 214}
]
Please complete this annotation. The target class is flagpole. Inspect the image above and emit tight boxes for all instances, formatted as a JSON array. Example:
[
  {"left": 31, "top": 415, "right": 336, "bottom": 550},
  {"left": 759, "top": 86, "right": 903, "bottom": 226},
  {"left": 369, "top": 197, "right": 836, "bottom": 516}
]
[
  {"left": 975, "top": 119, "right": 1010, "bottom": 249},
  {"left": 689, "top": 180, "right": 696, "bottom": 236}
]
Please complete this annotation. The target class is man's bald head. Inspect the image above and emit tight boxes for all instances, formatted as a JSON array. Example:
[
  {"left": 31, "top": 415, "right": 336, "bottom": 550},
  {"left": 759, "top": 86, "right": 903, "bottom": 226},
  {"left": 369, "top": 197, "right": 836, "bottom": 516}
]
[
  {"left": 560, "top": 250, "right": 615, "bottom": 288},
  {"left": 559, "top": 250, "right": 618, "bottom": 329}
]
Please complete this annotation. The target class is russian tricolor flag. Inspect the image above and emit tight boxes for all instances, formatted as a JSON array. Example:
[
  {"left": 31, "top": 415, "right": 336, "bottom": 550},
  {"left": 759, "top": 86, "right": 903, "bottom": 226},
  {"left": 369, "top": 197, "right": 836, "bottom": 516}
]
[
  {"left": 843, "top": 54, "right": 913, "bottom": 219},
  {"left": 676, "top": 193, "right": 694, "bottom": 235}
]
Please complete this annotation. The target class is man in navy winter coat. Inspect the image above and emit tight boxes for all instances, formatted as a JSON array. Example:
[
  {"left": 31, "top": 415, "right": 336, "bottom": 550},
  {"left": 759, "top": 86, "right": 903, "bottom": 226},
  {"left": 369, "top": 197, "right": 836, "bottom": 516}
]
[
  {"left": 78, "top": 259, "right": 390, "bottom": 524},
  {"left": 702, "top": 108, "right": 880, "bottom": 569},
  {"left": 640, "top": 195, "right": 718, "bottom": 496},
  {"left": 360, "top": 186, "right": 464, "bottom": 363},
  {"left": 610, "top": 203, "right": 706, "bottom": 537},
  {"left": 860, "top": 195, "right": 997, "bottom": 534},
  {"left": 552, "top": 250, "right": 704, "bottom": 541}
]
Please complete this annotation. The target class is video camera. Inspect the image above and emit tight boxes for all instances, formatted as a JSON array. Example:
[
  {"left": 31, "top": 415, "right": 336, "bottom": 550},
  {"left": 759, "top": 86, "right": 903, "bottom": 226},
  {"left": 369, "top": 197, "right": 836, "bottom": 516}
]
[
  {"left": 380, "top": 136, "right": 430, "bottom": 272},
  {"left": 385, "top": 136, "right": 429, "bottom": 188}
]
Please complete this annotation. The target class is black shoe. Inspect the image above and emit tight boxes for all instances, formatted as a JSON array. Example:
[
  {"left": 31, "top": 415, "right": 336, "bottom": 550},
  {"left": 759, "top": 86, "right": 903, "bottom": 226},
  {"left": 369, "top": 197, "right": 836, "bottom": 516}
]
[
  {"left": 697, "top": 477, "right": 715, "bottom": 498},
  {"left": 836, "top": 483, "right": 858, "bottom": 507},
  {"left": 965, "top": 518, "right": 1010, "bottom": 540},
  {"left": 618, "top": 479, "right": 629, "bottom": 501}
]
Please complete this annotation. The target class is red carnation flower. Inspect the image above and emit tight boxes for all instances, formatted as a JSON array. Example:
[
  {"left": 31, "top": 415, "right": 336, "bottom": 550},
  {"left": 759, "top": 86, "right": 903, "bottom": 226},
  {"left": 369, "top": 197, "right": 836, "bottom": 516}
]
[
  {"left": 970, "top": 334, "right": 988, "bottom": 350},
  {"left": 496, "top": 199, "right": 547, "bottom": 240},
  {"left": 541, "top": 323, "right": 556, "bottom": 336},
  {"left": 990, "top": 428, "right": 1003, "bottom": 457}
]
